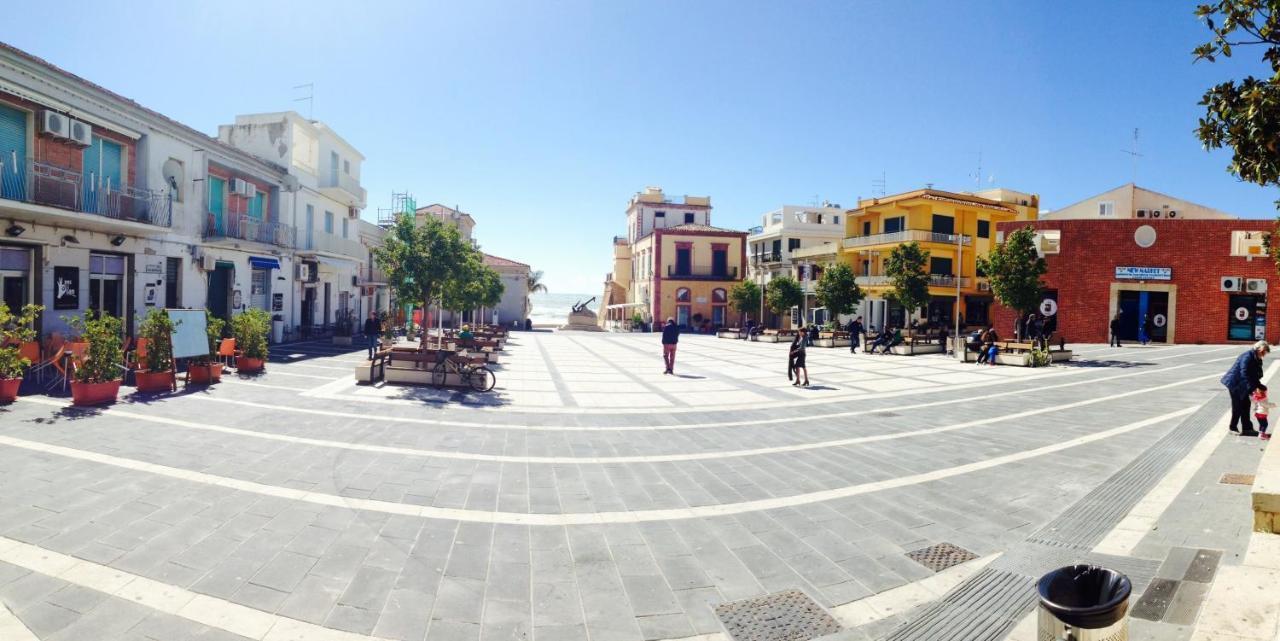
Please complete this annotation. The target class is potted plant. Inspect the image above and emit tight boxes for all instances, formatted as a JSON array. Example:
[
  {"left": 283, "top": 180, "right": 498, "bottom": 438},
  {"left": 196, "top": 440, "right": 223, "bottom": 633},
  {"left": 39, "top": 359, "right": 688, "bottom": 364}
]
[
  {"left": 63, "top": 311, "right": 124, "bottom": 406},
  {"left": 231, "top": 308, "right": 270, "bottom": 372},
  {"left": 0, "top": 303, "right": 42, "bottom": 404},
  {"left": 134, "top": 309, "right": 176, "bottom": 393},
  {"left": 332, "top": 308, "right": 354, "bottom": 345},
  {"left": 631, "top": 312, "right": 644, "bottom": 332},
  {"left": 189, "top": 313, "right": 225, "bottom": 384}
]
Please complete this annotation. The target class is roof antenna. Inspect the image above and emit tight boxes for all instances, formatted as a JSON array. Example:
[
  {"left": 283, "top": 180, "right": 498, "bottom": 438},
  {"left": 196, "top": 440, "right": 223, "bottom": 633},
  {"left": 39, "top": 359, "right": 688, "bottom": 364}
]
[
  {"left": 1120, "top": 128, "right": 1142, "bottom": 184},
  {"left": 293, "top": 83, "right": 314, "bottom": 120}
]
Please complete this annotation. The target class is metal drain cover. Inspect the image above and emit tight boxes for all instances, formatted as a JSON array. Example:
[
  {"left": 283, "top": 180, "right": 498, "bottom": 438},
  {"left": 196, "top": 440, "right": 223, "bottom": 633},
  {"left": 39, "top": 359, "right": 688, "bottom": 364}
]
[
  {"left": 905, "top": 542, "right": 978, "bottom": 572},
  {"left": 714, "top": 589, "right": 840, "bottom": 641},
  {"left": 1220, "top": 473, "right": 1256, "bottom": 485}
]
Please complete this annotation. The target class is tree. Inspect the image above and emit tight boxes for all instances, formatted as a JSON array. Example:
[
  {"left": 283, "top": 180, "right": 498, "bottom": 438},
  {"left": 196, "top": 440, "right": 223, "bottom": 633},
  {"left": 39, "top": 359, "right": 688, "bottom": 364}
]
[
  {"left": 884, "top": 241, "right": 930, "bottom": 321},
  {"left": 440, "top": 249, "right": 506, "bottom": 323},
  {"left": 978, "top": 226, "right": 1047, "bottom": 317},
  {"left": 374, "top": 214, "right": 471, "bottom": 340},
  {"left": 528, "top": 270, "right": 548, "bottom": 295},
  {"left": 728, "top": 280, "right": 762, "bottom": 324},
  {"left": 814, "top": 263, "right": 864, "bottom": 324},
  {"left": 1193, "top": 2, "right": 1280, "bottom": 267},
  {"left": 765, "top": 276, "right": 803, "bottom": 327}
]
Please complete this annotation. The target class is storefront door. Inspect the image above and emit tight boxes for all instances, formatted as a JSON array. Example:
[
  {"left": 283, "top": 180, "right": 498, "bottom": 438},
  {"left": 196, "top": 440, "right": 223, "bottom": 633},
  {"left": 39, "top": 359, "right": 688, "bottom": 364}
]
[
  {"left": 250, "top": 269, "right": 268, "bottom": 311},
  {"left": 1, "top": 246, "right": 31, "bottom": 312},
  {"left": 208, "top": 263, "right": 233, "bottom": 322},
  {"left": 1118, "top": 290, "right": 1169, "bottom": 342},
  {"left": 88, "top": 253, "right": 125, "bottom": 319}
]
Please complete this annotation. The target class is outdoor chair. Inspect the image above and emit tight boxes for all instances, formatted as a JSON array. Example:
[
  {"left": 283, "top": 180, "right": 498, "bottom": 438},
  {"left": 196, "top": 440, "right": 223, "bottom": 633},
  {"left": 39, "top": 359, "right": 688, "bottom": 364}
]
[{"left": 217, "top": 338, "right": 237, "bottom": 369}]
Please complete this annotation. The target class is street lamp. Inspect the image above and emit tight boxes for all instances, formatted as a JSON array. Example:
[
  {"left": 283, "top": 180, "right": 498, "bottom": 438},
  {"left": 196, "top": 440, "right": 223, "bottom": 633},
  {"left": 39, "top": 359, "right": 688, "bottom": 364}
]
[{"left": 954, "top": 226, "right": 963, "bottom": 360}]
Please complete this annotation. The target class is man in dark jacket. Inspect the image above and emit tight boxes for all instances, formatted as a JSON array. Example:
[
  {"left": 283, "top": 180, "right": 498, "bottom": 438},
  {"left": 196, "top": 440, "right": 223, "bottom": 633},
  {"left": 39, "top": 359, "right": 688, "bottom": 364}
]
[
  {"left": 1109, "top": 312, "right": 1122, "bottom": 347},
  {"left": 847, "top": 316, "right": 864, "bottom": 353},
  {"left": 661, "top": 318, "right": 679, "bottom": 375},
  {"left": 1222, "top": 341, "right": 1270, "bottom": 435},
  {"left": 363, "top": 311, "right": 381, "bottom": 360}
]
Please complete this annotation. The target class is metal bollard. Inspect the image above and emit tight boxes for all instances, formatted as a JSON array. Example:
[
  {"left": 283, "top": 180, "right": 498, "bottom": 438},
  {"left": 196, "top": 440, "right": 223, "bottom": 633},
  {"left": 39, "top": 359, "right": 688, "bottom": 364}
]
[{"left": 1037, "top": 565, "right": 1131, "bottom": 641}]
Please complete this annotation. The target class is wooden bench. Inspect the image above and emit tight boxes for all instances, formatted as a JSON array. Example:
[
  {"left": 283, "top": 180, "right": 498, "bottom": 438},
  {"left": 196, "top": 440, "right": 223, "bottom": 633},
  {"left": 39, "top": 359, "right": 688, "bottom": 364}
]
[{"left": 814, "top": 331, "right": 851, "bottom": 348}]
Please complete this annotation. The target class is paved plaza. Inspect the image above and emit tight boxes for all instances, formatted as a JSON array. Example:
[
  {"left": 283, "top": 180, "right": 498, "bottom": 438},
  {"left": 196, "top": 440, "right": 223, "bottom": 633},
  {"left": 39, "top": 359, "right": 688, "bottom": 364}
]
[{"left": 0, "top": 333, "right": 1271, "bottom": 641}]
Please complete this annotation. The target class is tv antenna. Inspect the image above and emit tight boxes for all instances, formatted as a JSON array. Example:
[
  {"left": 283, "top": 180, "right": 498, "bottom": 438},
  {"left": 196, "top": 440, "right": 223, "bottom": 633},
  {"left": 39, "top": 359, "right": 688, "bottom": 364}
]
[
  {"left": 971, "top": 151, "right": 983, "bottom": 188},
  {"left": 1120, "top": 128, "right": 1143, "bottom": 184},
  {"left": 872, "top": 171, "right": 886, "bottom": 197},
  {"left": 293, "top": 83, "right": 314, "bottom": 119}
]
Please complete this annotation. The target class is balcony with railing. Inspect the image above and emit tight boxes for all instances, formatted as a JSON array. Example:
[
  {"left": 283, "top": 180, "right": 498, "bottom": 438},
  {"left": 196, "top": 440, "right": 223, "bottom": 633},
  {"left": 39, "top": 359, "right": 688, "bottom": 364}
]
[
  {"left": 0, "top": 154, "right": 171, "bottom": 229},
  {"left": 751, "top": 250, "right": 784, "bottom": 265},
  {"left": 296, "top": 230, "right": 365, "bottom": 258},
  {"left": 854, "top": 273, "right": 972, "bottom": 288},
  {"left": 843, "top": 229, "right": 971, "bottom": 249},
  {"left": 666, "top": 265, "right": 739, "bottom": 280},
  {"left": 359, "top": 264, "right": 389, "bottom": 285},
  {"left": 204, "top": 209, "right": 294, "bottom": 248},
  {"left": 319, "top": 171, "right": 367, "bottom": 208}
]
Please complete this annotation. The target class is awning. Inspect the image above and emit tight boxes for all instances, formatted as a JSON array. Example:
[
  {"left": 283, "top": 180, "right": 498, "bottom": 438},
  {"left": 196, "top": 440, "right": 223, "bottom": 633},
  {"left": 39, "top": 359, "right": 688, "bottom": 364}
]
[
  {"left": 315, "top": 256, "right": 355, "bottom": 270},
  {"left": 607, "top": 303, "right": 647, "bottom": 309},
  {"left": 248, "top": 256, "right": 281, "bottom": 270}
]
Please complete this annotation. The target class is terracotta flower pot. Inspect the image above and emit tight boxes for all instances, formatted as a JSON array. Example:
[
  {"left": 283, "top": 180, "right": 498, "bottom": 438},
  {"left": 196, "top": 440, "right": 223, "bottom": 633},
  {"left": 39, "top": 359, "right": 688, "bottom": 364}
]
[
  {"left": 70, "top": 380, "right": 122, "bottom": 406},
  {"left": 0, "top": 376, "right": 21, "bottom": 404},
  {"left": 135, "top": 370, "right": 175, "bottom": 393},
  {"left": 236, "top": 356, "right": 265, "bottom": 373},
  {"left": 188, "top": 363, "right": 223, "bottom": 384}
]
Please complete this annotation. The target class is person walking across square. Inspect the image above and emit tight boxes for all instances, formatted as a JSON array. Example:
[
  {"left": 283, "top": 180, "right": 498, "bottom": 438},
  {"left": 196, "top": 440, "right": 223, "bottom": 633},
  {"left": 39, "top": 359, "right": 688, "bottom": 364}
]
[
  {"left": 661, "top": 317, "right": 680, "bottom": 375},
  {"left": 363, "top": 311, "right": 381, "bottom": 360}
]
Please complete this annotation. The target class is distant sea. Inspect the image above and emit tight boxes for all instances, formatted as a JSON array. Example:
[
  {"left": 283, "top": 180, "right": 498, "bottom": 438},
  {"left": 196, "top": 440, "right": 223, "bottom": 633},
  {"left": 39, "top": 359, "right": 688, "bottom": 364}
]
[{"left": 529, "top": 291, "right": 595, "bottom": 326}]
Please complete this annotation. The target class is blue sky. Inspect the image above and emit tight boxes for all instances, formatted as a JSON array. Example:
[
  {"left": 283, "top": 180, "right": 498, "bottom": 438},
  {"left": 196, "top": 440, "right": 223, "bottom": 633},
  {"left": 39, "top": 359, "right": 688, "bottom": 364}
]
[{"left": 5, "top": 1, "right": 1277, "bottom": 294}]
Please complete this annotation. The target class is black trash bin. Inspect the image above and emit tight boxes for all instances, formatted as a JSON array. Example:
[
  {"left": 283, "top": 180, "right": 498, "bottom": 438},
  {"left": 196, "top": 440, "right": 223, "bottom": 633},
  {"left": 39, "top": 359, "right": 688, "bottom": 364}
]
[{"left": 1037, "top": 565, "right": 1131, "bottom": 640}]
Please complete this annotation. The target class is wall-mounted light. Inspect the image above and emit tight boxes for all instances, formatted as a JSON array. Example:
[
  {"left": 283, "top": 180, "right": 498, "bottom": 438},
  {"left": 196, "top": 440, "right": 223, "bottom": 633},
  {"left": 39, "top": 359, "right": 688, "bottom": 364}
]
[
  {"left": 4, "top": 223, "right": 24, "bottom": 237},
  {"left": 61, "top": 234, "right": 80, "bottom": 245},
  {"left": 110, "top": 235, "right": 126, "bottom": 246}
]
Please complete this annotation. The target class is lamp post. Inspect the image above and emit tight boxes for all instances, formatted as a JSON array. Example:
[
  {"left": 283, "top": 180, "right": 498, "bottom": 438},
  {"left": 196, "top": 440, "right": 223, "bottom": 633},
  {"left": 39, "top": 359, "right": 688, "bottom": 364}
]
[{"left": 955, "top": 227, "right": 963, "bottom": 360}]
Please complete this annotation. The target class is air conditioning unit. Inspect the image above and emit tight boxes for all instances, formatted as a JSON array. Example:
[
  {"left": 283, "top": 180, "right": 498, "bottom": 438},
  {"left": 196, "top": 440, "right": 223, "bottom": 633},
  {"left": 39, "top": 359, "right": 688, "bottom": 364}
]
[
  {"left": 1136, "top": 209, "right": 1147, "bottom": 218},
  {"left": 978, "top": 281, "right": 992, "bottom": 292},
  {"left": 1248, "top": 278, "right": 1268, "bottom": 293},
  {"left": 1151, "top": 210, "right": 1161, "bottom": 218},
  {"left": 1222, "top": 276, "right": 1243, "bottom": 292},
  {"left": 40, "top": 110, "right": 68, "bottom": 138},
  {"left": 243, "top": 182, "right": 257, "bottom": 199},
  {"left": 294, "top": 263, "right": 305, "bottom": 281},
  {"left": 228, "top": 178, "right": 245, "bottom": 196},
  {"left": 1167, "top": 210, "right": 1178, "bottom": 218},
  {"left": 201, "top": 255, "right": 216, "bottom": 271},
  {"left": 67, "top": 119, "right": 92, "bottom": 147}
]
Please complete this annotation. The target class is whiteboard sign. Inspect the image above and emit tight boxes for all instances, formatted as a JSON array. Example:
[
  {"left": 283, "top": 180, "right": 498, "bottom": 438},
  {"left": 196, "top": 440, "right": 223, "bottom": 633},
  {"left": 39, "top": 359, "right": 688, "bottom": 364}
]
[{"left": 167, "top": 309, "right": 210, "bottom": 360}]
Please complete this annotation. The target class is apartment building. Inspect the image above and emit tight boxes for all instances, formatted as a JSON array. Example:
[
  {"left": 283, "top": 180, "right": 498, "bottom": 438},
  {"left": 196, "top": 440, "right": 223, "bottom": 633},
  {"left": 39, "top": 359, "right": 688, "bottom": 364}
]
[
  {"left": 601, "top": 187, "right": 745, "bottom": 330},
  {"left": 1040, "top": 183, "right": 1235, "bottom": 220},
  {"left": 746, "top": 204, "right": 844, "bottom": 327},
  {"left": 219, "top": 112, "right": 369, "bottom": 332},
  {"left": 0, "top": 42, "right": 296, "bottom": 337},
  {"left": 838, "top": 187, "right": 1039, "bottom": 330}
]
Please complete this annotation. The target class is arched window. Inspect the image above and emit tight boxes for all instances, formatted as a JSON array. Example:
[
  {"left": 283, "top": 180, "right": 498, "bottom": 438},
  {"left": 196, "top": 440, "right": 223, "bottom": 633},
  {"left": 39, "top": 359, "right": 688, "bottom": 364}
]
[
  {"left": 712, "top": 288, "right": 727, "bottom": 303},
  {"left": 676, "top": 287, "right": 691, "bottom": 302}
]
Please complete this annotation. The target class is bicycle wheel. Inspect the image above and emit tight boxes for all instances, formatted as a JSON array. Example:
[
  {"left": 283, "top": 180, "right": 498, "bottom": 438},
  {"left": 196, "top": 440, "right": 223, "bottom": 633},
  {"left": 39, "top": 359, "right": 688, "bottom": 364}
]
[
  {"left": 467, "top": 365, "right": 495, "bottom": 392},
  {"left": 431, "top": 361, "right": 449, "bottom": 387}
]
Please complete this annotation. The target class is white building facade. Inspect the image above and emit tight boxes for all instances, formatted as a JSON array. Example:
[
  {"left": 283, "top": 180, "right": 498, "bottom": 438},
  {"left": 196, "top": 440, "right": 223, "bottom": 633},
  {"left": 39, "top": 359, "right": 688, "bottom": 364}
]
[{"left": 745, "top": 204, "right": 844, "bottom": 326}]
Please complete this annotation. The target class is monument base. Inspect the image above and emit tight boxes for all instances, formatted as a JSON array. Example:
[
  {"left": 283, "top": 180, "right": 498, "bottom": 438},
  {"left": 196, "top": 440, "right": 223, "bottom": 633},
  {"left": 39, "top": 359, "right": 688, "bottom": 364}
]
[{"left": 559, "top": 310, "right": 604, "bottom": 332}]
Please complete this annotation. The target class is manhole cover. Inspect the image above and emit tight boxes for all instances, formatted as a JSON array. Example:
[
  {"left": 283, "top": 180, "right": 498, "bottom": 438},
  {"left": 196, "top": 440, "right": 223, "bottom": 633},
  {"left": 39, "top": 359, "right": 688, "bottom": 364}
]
[
  {"left": 1220, "top": 473, "right": 1255, "bottom": 485},
  {"left": 905, "top": 542, "right": 978, "bottom": 572},
  {"left": 714, "top": 589, "right": 840, "bottom": 641}
]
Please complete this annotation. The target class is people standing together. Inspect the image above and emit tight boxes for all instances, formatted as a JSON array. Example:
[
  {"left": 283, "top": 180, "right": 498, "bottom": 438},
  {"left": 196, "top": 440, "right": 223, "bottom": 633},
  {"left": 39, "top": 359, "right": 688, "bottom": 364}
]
[{"left": 1222, "top": 340, "right": 1271, "bottom": 438}]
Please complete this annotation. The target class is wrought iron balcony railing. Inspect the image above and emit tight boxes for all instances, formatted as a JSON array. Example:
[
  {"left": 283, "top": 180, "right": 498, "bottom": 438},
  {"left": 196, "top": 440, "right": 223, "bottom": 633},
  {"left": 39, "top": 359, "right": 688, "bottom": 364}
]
[{"left": 0, "top": 154, "right": 171, "bottom": 227}]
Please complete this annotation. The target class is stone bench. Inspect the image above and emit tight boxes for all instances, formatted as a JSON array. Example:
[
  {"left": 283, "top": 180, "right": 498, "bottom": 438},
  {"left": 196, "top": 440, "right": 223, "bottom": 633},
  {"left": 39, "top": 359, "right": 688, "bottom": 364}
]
[{"left": 1254, "top": 433, "right": 1280, "bottom": 533}]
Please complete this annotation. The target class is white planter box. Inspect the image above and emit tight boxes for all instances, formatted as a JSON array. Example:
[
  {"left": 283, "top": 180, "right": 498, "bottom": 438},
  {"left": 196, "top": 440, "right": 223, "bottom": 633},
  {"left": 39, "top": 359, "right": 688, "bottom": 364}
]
[
  {"left": 814, "top": 338, "right": 851, "bottom": 348},
  {"left": 888, "top": 343, "right": 944, "bottom": 355},
  {"left": 755, "top": 334, "right": 782, "bottom": 343},
  {"left": 717, "top": 330, "right": 745, "bottom": 339}
]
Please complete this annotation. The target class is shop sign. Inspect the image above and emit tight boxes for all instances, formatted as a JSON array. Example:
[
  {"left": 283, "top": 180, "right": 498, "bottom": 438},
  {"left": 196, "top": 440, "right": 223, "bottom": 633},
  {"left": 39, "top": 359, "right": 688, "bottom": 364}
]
[
  {"left": 1115, "top": 266, "right": 1171, "bottom": 280},
  {"left": 272, "top": 293, "right": 284, "bottom": 312},
  {"left": 53, "top": 266, "right": 79, "bottom": 310}
]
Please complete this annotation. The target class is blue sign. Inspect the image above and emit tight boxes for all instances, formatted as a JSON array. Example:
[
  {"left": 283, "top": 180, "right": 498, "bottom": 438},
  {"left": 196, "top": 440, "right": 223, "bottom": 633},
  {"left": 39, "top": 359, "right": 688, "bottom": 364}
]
[{"left": 1115, "top": 266, "right": 1171, "bottom": 281}]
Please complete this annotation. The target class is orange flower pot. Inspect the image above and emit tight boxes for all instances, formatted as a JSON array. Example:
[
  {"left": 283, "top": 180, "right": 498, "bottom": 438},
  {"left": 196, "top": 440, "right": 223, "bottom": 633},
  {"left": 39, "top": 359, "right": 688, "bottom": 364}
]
[
  {"left": 236, "top": 356, "right": 265, "bottom": 373},
  {"left": 188, "top": 363, "right": 223, "bottom": 384},
  {"left": 70, "top": 380, "right": 121, "bottom": 406},
  {"left": 0, "top": 377, "right": 20, "bottom": 404},
  {"left": 135, "top": 370, "right": 175, "bottom": 393}
]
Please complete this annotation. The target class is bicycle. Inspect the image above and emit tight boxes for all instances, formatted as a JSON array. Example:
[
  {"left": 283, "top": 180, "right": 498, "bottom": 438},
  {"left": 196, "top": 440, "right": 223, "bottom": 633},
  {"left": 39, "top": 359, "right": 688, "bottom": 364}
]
[{"left": 431, "top": 352, "right": 496, "bottom": 392}]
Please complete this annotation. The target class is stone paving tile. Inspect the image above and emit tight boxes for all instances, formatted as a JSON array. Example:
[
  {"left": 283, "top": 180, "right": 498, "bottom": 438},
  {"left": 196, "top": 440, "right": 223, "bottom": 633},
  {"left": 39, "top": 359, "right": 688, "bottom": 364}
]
[{"left": 0, "top": 340, "right": 1242, "bottom": 640}]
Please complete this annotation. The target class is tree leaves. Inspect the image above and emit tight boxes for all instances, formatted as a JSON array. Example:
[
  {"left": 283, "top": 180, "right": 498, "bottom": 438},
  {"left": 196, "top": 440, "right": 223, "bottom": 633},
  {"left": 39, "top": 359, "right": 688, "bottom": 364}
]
[
  {"left": 884, "top": 242, "right": 930, "bottom": 317},
  {"left": 977, "top": 226, "right": 1046, "bottom": 315},
  {"left": 765, "top": 276, "right": 804, "bottom": 316},
  {"left": 814, "top": 263, "right": 865, "bottom": 319}
]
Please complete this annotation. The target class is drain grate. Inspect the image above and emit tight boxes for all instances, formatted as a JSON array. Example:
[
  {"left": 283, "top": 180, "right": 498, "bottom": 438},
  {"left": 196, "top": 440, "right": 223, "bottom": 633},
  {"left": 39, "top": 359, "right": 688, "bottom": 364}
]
[
  {"left": 906, "top": 542, "right": 978, "bottom": 572},
  {"left": 714, "top": 589, "right": 840, "bottom": 641},
  {"left": 1219, "top": 473, "right": 1255, "bottom": 485}
]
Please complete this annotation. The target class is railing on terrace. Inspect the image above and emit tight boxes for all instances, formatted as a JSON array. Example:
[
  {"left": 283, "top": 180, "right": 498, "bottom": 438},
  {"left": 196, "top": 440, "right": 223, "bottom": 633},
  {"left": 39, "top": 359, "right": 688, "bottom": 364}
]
[
  {"left": 854, "top": 274, "right": 972, "bottom": 287},
  {"left": 360, "top": 265, "right": 389, "bottom": 283},
  {"left": 843, "top": 229, "right": 971, "bottom": 249},
  {"left": 667, "top": 265, "right": 739, "bottom": 280},
  {"left": 0, "top": 154, "right": 171, "bottom": 227},
  {"left": 751, "top": 251, "right": 784, "bottom": 265},
  {"left": 204, "top": 211, "right": 294, "bottom": 248}
]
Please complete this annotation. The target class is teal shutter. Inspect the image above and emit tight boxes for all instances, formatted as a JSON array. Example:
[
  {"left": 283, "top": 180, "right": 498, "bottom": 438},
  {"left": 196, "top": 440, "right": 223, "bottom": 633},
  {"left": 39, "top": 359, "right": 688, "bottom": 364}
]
[
  {"left": 208, "top": 177, "right": 225, "bottom": 233},
  {"left": 0, "top": 104, "right": 26, "bottom": 200},
  {"left": 250, "top": 192, "right": 264, "bottom": 220},
  {"left": 82, "top": 137, "right": 122, "bottom": 213}
]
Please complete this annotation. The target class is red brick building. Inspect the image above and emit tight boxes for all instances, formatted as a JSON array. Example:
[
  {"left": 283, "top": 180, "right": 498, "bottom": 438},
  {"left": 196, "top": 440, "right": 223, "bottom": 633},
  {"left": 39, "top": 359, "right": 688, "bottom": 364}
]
[{"left": 992, "top": 219, "right": 1277, "bottom": 344}]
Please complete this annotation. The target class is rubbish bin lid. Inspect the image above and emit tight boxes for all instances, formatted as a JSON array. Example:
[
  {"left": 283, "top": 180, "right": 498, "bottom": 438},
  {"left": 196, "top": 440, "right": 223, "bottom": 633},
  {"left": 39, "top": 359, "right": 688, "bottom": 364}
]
[{"left": 1037, "top": 565, "right": 1131, "bottom": 629}]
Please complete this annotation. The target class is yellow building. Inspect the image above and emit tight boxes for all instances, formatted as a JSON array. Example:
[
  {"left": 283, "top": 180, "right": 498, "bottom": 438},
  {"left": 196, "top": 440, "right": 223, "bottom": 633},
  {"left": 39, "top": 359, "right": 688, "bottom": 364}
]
[
  {"left": 601, "top": 187, "right": 746, "bottom": 330},
  {"left": 838, "top": 188, "right": 1038, "bottom": 330}
]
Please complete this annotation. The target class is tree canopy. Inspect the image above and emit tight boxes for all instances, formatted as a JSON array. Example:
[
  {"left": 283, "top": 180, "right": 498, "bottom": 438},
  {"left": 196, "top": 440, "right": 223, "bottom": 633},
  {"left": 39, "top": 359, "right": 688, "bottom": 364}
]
[
  {"left": 813, "top": 263, "right": 864, "bottom": 321},
  {"left": 884, "top": 242, "right": 930, "bottom": 319},
  {"left": 729, "top": 280, "right": 762, "bottom": 321},
  {"left": 978, "top": 226, "right": 1047, "bottom": 316},
  {"left": 765, "top": 276, "right": 804, "bottom": 319},
  {"left": 374, "top": 214, "right": 503, "bottom": 325}
]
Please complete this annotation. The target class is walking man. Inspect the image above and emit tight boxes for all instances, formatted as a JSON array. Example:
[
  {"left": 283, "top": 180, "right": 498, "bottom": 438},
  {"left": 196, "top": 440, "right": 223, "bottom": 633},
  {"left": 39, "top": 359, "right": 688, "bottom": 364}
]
[
  {"left": 661, "top": 317, "right": 679, "bottom": 374},
  {"left": 1109, "top": 312, "right": 1122, "bottom": 347},
  {"left": 848, "top": 315, "right": 864, "bottom": 353},
  {"left": 363, "top": 311, "right": 381, "bottom": 360},
  {"left": 1222, "top": 340, "right": 1269, "bottom": 436}
]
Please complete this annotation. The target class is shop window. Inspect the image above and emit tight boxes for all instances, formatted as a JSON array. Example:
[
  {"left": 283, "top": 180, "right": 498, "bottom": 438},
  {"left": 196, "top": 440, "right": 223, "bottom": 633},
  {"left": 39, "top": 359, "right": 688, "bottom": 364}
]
[{"left": 1, "top": 246, "right": 32, "bottom": 312}]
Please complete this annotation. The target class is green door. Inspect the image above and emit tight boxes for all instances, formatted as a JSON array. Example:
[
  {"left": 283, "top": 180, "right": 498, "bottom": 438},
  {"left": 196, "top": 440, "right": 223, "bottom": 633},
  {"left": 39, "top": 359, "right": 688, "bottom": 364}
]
[
  {"left": 0, "top": 104, "right": 26, "bottom": 201},
  {"left": 208, "top": 177, "right": 225, "bottom": 235}
]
